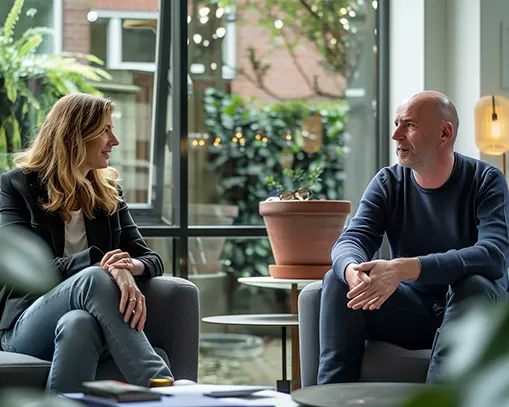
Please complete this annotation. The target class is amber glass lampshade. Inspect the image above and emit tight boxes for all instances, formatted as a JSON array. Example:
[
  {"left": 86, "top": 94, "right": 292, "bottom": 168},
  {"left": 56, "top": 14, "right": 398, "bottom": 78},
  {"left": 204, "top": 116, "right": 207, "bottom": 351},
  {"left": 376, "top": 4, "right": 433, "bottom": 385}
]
[{"left": 475, "top": 95, "right": 509, "bottom": 155}]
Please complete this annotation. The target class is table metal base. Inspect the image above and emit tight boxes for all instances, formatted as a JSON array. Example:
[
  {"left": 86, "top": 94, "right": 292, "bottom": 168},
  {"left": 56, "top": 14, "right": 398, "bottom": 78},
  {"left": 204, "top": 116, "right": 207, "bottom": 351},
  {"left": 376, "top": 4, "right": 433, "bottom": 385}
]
[{"left": 277, "top": 326, "right": 291, "bottom": 393}]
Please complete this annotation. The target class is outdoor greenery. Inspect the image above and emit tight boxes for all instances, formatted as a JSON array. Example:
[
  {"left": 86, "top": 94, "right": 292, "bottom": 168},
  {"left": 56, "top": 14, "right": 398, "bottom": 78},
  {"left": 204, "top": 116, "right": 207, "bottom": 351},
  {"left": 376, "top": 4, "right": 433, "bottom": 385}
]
[
  {"left": 203, "top": 87, "right": 348, "bottom": 278},
  {"left": 0, "top": 0, "right": 110, "bottom": 172}
]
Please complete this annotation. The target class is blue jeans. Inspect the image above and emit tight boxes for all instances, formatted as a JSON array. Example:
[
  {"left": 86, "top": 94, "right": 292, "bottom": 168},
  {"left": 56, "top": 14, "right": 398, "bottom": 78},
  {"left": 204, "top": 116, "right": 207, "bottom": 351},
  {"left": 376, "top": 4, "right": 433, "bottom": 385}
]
[
  {"left": 0, "top": 266, "right": 172, "bottom": 392},
  {"left": 317, "top": 270, "right": 508, "bottom": 384}
]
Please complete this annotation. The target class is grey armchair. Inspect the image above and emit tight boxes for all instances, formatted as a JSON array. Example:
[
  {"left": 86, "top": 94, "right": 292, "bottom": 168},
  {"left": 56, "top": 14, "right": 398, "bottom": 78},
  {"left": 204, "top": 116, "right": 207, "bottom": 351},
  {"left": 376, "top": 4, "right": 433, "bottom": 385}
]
[
  {"left": 298, "top": 280, "right": 431, "bottom": 387},
  {"left": 0, "top": 276, "right": 199, "bottom": 389}
]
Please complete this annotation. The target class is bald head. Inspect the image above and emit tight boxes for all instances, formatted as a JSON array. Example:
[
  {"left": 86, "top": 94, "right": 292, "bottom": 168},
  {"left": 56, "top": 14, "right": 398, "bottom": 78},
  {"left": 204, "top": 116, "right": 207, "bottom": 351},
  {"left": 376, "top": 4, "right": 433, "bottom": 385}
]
[{"left": 407, "top": 91, "right": 460, "bottom": 141}]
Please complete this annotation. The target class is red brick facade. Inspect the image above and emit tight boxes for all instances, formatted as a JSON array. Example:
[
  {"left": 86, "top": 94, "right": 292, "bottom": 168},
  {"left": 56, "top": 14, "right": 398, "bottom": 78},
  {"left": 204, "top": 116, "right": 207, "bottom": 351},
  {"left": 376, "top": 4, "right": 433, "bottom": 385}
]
[
  {"left": 63, "top": 0, "right": 90, "bottom": 53},
  {"left": 232, "top": 7, "right": 345, "bottom": 101},
  {"left": 92, "top": 0, "right": 158, "bottom": 10}
]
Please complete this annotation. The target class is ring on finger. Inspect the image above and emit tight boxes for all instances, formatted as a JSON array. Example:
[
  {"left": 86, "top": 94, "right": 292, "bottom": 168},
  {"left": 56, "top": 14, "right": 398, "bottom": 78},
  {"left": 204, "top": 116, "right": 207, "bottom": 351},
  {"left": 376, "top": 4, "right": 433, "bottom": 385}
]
[{"left": 129, "top": 298, "right": 137, "bottom": 302}]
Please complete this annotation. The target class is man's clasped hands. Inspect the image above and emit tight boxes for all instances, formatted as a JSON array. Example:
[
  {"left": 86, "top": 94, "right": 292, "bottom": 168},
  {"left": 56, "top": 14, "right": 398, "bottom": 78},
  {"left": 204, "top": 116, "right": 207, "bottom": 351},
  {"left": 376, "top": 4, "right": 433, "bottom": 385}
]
[{"left": 345, "top": 258, "right": 421, "bottom": 311}]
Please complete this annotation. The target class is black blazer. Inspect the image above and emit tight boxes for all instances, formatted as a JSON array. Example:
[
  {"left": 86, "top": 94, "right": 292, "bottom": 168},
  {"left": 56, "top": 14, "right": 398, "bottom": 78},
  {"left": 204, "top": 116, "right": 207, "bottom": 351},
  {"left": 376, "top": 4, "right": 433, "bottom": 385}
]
[{"left": 0, "top": 168, "right": 164, "bottom": 331}]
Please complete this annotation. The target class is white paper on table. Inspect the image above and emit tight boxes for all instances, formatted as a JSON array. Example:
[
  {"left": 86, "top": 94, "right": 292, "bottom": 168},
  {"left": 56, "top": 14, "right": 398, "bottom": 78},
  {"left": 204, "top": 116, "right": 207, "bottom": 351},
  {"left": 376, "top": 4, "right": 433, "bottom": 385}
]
[{"left": 151, "top": 384, "right": 275, "bottom": 398}]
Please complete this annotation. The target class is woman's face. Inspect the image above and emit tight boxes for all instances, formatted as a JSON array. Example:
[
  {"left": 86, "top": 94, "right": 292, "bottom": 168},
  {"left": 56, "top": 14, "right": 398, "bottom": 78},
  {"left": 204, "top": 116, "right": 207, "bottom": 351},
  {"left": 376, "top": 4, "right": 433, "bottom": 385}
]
[{"left": 82, "top": 112, "right": 119, "bottom": 174}]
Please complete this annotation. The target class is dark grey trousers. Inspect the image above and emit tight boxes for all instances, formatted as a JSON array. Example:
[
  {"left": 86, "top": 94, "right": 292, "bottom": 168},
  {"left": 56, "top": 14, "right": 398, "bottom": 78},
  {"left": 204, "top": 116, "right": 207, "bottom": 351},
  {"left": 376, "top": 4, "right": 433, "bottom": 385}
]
[{"left": 317, "top": 270, "right": 508, "bottom": 384}]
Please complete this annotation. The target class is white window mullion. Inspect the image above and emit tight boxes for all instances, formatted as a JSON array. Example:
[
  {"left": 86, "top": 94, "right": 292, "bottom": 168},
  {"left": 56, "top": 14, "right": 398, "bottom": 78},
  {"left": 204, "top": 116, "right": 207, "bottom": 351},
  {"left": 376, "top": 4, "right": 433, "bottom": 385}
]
[
  {"left": 53, "top": 0, "right": 63, "bottom": 53},
  {"left": 107, "top": 17, "right": 123, "bottom": 70},
  {"left": 222, "top": 18, "right": 236, "bottom": 80}
]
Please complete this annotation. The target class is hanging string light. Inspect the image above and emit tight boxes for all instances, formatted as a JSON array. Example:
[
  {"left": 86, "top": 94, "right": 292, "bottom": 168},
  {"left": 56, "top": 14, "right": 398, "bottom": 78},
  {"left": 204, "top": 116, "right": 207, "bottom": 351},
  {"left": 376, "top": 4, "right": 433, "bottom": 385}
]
[
  {"left": 190, "top": 133, "right": 209, "bottom": 148},
  {"left": 232, "top": 127, "right": 242, "bottom": 143}
]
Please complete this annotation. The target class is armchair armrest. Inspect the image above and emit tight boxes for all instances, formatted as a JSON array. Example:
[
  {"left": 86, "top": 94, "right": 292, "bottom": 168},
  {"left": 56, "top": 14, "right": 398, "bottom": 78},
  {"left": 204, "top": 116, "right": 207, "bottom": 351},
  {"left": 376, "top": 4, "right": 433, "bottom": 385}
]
[
  {"left": 298, "top": 280, "right": 323, "bottom": 387},
  {"left": 137, "top": 276, "right": 199, "bottom": 381}
]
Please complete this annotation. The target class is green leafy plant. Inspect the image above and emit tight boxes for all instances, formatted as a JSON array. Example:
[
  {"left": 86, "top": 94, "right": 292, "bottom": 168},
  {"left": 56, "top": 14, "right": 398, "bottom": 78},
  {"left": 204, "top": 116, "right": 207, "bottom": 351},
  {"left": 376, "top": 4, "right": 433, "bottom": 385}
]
[
  {"left": 402, "top": 300, "right": 509, "bottom": 407},
  {"left": 265, "top": 167, "right": 323, "bottom": 195},
  {"left": 203, "top": 87, "right": 347, "bottom": 278},
  {"left": 0, "top": 0, "right": 111, "bottom": 172},
  {"left": 0, "top": 225, "right": 81, "bottom": 406}
]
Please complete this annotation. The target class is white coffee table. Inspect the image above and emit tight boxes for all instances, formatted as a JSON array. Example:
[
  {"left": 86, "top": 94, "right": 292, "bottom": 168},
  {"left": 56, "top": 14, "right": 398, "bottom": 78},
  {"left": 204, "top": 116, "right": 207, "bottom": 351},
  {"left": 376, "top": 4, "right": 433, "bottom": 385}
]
[
  {"left": 155, "top": 386, "right": 296, "bottom": 407},
  {"left": 237, "top": 277, "right": 320, "bottom": 390}
]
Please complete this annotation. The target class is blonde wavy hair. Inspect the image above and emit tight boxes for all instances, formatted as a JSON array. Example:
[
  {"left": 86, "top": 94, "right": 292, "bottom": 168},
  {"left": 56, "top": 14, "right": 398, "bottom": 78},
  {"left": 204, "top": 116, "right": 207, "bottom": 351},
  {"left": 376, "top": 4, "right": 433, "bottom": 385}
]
[{"left": 13, "top": 93, "right": 121, "bottom": 221}]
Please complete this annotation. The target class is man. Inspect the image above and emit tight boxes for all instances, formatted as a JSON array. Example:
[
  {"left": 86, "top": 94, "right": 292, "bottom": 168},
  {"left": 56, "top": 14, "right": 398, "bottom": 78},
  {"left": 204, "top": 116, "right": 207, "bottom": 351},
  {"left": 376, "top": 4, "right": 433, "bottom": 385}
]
[{"left": 318, "top": 90, "right": 509, "bottom": 384}]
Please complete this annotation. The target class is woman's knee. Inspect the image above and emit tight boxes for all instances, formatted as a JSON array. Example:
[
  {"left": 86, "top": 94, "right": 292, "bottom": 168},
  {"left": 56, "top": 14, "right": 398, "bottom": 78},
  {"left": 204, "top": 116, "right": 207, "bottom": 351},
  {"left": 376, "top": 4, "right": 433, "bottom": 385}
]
[
  {"left": 55, "top": 310, "right": 104, "bottom": 353},
  {"left": 75, "top": 266, "right": 116, "bottom": 294},
  {"left": 78, "top": 266, "right": 111, "bottom": 282},
  {"left": 55, "top": 310, "right": 100, "bottom": 337}
]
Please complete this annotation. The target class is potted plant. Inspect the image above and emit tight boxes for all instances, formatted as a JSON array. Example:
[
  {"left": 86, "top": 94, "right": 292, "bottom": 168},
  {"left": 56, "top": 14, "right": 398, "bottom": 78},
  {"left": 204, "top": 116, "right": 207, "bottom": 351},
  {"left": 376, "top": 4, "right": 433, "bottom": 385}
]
[
  {"left": 0, "top": 0, "right": 111, "bottom": 172},
  {"left": 259, "top": 166, "right": 351, "bottom": 279}
]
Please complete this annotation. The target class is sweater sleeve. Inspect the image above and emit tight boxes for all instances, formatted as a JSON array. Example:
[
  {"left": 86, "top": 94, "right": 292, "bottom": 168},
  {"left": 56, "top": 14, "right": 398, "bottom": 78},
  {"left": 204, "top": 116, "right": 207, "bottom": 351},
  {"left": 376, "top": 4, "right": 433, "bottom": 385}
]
[
  {"left": 331, "top": 170, "right": 389, "bottom": 283},
  {"left": 417, "top": 168, "right": 509, "bottom": 285}
]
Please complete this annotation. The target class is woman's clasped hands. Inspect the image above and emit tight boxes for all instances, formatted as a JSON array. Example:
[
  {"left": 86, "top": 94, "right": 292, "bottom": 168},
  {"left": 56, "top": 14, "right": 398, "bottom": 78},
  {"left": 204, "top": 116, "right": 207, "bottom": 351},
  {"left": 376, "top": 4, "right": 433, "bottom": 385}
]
[{"left": 100, "top": 249, "right": 146, "bottom": 332}]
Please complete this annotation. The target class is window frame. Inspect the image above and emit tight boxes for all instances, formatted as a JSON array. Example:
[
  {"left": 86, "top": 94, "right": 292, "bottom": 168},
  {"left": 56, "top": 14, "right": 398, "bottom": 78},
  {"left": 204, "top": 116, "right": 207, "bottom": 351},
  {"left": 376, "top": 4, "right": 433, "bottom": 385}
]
[
  {"left": 87, "top": 5, "right": 238, "bottom": 226},
  {"left": 54, "top": 0, "right": 63, "bottom": 53},
  {"left": 89, "top": 9, "right": 237, "bottom": 77},
  {"left": 89, "top": 10, "right": 159, "bottom": 72}
]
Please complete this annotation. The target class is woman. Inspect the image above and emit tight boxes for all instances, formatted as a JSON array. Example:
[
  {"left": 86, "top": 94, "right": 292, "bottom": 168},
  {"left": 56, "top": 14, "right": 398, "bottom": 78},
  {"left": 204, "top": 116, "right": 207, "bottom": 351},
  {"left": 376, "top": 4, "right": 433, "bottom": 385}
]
[{"left": 0, "top": 93, "right": 173, "bottom": 392}]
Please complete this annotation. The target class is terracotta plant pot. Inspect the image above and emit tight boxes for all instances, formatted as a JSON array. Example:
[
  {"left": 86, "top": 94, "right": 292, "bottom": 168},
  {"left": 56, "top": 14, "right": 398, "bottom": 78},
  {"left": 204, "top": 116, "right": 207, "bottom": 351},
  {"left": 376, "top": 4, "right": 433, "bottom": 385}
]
[{"left": 259, "top": 200, "right": 352, "bottom": 279}]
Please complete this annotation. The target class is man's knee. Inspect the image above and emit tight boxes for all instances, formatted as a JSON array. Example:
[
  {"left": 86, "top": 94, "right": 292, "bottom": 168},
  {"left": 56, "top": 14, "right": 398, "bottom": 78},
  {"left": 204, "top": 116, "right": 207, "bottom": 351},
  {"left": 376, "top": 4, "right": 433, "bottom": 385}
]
[
  {"left": 450, "top": 274, "right": 503, "bottom": 303},
  {"left": 324, "top": 267, "right": 349, "bottom": 290}
]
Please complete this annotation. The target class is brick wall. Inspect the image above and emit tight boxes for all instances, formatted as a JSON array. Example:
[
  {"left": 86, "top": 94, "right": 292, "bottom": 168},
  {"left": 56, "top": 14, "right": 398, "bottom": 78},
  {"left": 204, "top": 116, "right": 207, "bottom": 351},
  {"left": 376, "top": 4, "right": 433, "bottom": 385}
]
[
  {"left": 92, "top": 0, "right": 158, "bottom": 11},
  {"left": 63, "top": 0, "right": 90, "bottom": 53},
  {"left": 232, "top": 7, "right": 346, "bottom": 101}
]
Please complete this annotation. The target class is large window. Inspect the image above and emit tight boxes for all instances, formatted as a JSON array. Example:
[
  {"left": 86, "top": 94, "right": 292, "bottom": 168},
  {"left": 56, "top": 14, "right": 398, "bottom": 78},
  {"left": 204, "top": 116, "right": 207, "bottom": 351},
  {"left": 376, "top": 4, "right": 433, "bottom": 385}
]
[{"left": 146, "top": 0, "right": 389, "bottom": 386}]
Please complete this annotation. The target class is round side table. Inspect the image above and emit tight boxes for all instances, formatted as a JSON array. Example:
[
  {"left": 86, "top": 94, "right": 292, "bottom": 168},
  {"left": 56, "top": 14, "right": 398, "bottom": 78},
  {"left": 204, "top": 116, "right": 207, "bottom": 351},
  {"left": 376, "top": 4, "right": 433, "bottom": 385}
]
[
  {"left": 237, "top": 277, "right": 320, "bottom": 390},
  {"left": 202, "top": 314, "right": 298, "bottom": 394},
  {"left": 292, "top": 383, "right": 428, "bottom": 407}
]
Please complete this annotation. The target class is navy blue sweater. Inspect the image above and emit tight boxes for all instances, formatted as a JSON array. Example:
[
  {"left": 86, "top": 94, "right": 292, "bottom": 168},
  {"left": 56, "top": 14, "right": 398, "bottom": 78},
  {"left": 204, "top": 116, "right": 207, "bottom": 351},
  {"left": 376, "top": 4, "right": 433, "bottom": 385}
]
[{"left": 332, "top": 152, "right": 509, "bottom": 296}]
